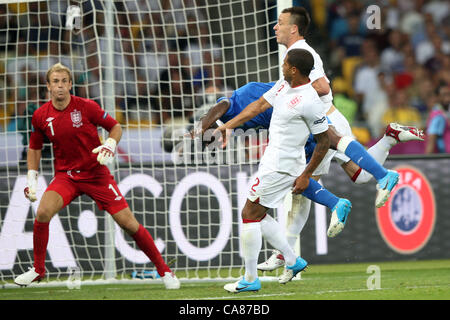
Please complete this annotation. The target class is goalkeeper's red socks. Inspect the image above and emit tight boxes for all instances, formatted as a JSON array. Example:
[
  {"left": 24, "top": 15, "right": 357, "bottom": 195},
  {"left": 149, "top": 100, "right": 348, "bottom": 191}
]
[
  {"left": 132, "top": 224, "right": 171, "bottom": 277},
  {"left": 33, "top": 219, "right": 49, "bottom": 276}
]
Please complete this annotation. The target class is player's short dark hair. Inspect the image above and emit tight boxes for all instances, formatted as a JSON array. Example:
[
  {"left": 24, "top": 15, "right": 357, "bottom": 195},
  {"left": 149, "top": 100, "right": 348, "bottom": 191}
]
[
  {"left": 282, "top": 7, "right": 310, "bottom": 36},
  {"left": 286, "top": 49, "right": 314, "bottom": 77}
]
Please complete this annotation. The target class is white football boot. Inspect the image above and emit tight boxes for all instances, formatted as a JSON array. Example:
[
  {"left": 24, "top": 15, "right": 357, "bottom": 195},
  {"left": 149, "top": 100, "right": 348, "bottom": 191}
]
[
  {"left": 14, "top": 267, "right": 44, "bottom": 286},
  {"left": 162, "top": 272, "right": 180, "bottom": 289},
  {"left": 278, "top": 257, "right": 308, "bottom": 284},
  {"left": 327, "top": 198, "right": 352, "bottom": 238},
  {"left": 375, "top": 170, "right": 400, "bottom": 208},
  {"left": 224, "top": 277, "right": 261, "bottom": 293},
  {"left": 385, "top": 123, "right": 424, "bottom": 142},
  {"left": 257, "top": 250, "right": 285, "bottom": 271}
]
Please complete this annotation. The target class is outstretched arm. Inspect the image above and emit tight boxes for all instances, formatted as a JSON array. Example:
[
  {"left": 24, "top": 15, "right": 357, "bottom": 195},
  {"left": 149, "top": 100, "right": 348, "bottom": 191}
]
[
  {"left": 190, "top": 100, "right": 230, "bottom": 138},
  {"left": 214, "top": 96, "right": 271, "bottom": 147}
]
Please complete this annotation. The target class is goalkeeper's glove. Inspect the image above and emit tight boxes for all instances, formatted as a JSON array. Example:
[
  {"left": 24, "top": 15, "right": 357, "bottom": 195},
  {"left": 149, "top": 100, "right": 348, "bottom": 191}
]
[
  {"left": 24, "top": 170, "right": 38, "bottom": 202},
  {"left": 92, "top": 137, "right": 117, "bottom": 165}
]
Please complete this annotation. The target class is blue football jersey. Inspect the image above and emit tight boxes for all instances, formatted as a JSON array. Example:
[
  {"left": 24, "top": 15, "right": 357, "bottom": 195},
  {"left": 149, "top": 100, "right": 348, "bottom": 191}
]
[{"left": 218, "top": 82, "right": 275, "bottom": 130}]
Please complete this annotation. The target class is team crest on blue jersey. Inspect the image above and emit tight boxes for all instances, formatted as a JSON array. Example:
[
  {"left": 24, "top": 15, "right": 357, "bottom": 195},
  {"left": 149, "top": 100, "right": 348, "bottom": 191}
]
[
  {"left": 70, "top": 109, "right": 83, "bottom": 128},
  {"left": 376, "top": 166, "right": 435, "bottom": 254}
]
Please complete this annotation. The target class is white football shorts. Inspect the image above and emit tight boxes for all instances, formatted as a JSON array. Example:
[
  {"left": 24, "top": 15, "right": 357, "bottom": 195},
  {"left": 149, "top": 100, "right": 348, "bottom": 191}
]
[{"left": 247, "top": 165, "right": 301, "bottom": 208}]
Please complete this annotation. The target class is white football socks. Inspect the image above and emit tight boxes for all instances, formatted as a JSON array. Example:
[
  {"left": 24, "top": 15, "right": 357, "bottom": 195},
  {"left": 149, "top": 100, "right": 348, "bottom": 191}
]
[
  {"left": 260, "top": 214, "right": 297, "bottom": 266},
  {"left": 241, "top": 222, "right": 262, "bottom": 283},
  {"left": 354, "top": 135, "right": 396, "bottom": 184},
  {"left": 286, "top": 195, "right": 311, "bottom": 249}
]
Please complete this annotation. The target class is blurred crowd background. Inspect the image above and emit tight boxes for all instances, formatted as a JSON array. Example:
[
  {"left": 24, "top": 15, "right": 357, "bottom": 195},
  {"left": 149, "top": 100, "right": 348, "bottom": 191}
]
[{"left": 0, "top": 0, "right": 449, "bottom": 157}]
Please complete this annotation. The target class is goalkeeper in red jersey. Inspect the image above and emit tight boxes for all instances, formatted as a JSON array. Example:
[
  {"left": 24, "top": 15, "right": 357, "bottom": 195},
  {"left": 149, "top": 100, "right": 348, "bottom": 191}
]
[{"left": 14, "top": 63, "right": 180, "bottom": 289}]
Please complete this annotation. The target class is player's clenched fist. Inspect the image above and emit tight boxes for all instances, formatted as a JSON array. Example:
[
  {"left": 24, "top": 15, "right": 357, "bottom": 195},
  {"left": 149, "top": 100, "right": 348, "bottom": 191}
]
[
  {"left": 24, "top": 170, "right": 38, "bottom": 202},
  {"left": 92, "top": 137, "right": 117, "bottom": 165}
]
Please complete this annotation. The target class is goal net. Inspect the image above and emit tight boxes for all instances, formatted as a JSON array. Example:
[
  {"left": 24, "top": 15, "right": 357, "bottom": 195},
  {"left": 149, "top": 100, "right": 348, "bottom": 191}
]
[{"left": 0, "top": 0, "right": 291, "bottom": 286}]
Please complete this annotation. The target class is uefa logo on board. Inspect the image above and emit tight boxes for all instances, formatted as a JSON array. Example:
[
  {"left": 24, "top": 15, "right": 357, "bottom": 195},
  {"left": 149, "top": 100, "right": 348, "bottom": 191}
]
[{"left": 376, "top": 166, "right": 436, "bottom": 254}]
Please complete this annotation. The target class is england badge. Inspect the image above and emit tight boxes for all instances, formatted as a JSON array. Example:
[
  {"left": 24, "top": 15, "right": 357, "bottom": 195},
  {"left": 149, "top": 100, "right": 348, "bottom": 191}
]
[{"left": 71, "top": 109, "right": 83, "bottom": 128}]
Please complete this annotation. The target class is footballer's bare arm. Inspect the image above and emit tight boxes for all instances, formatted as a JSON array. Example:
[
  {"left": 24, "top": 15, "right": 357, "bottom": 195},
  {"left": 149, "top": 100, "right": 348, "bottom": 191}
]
[
  {"left": 214, "top": 96, "right": 271, "bottom": 147},
  {"left": 27, "top": 148, "right": 42, "bottom": 171},
  {"left": 311, "top": 77, "right": 330, "bottom": 97},
  {"left": 108, "top": 123, "right": 122, "bottom": 144},
  {"left": 292, "top": 130, "right": 330, "bottom": 194},
  {"left": 190, "top": 100, "right": 230, "bottom": 138}
]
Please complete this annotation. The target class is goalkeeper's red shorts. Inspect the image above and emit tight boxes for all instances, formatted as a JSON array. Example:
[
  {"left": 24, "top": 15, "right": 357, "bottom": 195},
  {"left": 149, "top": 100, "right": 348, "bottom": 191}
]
[{"left": 46, "top": 169, "right": 129, "bottom": 215}]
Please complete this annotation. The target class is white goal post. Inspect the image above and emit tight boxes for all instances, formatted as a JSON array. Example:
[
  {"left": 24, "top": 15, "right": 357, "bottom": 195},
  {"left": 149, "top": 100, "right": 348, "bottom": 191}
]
[{"left": 0, "top": 0, "right": 302, "bottom": 287}]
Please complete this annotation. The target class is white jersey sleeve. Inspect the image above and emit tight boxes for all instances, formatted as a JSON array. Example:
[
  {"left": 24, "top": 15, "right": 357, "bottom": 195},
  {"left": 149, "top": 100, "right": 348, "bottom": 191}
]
[
  {"left": 309, "top": 55, "right": 326, "bottom": 83},
  {"left": 292, "top": 92, "right": 329, "bottom": 136},
  {"left": 262, "top": 78, "right": 285, "bottom": 106}
]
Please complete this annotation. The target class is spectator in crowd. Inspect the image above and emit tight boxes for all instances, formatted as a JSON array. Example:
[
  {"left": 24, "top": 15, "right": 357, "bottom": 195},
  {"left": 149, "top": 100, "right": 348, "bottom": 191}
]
[
  {"left": 353, "top": 39, "right": 384, "bottom": 122},
  {"left": 415, "top": 15, "right": 450, "bottom": 65},
  {"left": 380, "top": 29, "right": 406, "bottom": 74},
  {"left": 158, "top": 66, "right": 194, "bottom": 123},
  {"left": 336, "top": 11, "right": 366, "bottom": 58},
  {"left": 425, "top": 83, "right": 450, "bottom": 153},
  {"left": 423, "top": 0, "right": 449, "bottom": 25},
  {"left": 381, "top": 88, "right": 423, "bottom": 130}
]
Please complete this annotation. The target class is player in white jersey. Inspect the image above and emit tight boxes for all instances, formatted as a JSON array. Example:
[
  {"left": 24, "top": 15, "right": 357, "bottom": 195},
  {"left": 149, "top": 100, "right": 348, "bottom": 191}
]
[
  {"left": 257, "top": 7, "right": 423, "bottom": 274},
  {"left": 220, "top": 49, "right": 351, "bottom": 293}
]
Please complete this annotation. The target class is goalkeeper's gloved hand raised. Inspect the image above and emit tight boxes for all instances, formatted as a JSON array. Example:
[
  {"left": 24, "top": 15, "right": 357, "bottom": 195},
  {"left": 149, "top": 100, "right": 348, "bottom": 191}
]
[
  {"left": 24, "top": 170, "right": 38, "bottom": 202},
  {"left": 92, "top": 137, "right": 117, "bottom": 165}
]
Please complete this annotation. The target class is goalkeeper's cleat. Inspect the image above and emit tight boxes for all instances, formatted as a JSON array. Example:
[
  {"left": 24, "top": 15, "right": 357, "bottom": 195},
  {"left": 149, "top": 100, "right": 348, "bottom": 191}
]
[
  {"left": 327, "top": 198, "right": 352, "bottom": 237},
  {"left": 385, "top": 123, "right": 424, "bottom": 143},
  {"left": 375, "top": 170, "right": 400, "bottom": 208},
  {"left": 14, "top": 267, "right": 45, "bottom": 287},
  {"left": 278, "top": 257, "right": 308, "bottom": 284},
  {"left": 224, "top": 277, "right": 261, "bottom": 293},
  {"left": 162, "top": 272, "right": 180, "bottom": 290},
  {"left": 257, "top": 250, "right": 285, "bottom": 271}
]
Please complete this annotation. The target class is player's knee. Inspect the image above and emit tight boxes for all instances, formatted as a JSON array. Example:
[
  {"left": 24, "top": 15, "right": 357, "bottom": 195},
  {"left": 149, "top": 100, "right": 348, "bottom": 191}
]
[
  {"left": 327, "top": 125, "right": 342, "bottom": 149},
  {"left": 35, "top": 206, "right": 55, "bottom": 223},
  {"left": 113, "top": 210, "right": 140, "bottom": 235},
  {"left": 241, "top": 201, "right": 266, "bottom": 221},
  {"left": 122, "top": 222, "right": 139, "bottom": 236}
]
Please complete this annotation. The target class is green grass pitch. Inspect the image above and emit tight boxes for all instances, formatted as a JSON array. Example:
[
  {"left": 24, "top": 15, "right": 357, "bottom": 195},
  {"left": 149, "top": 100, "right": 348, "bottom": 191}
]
[{"left": 1, "top": 259, "right": 449, "bottom": 301}]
